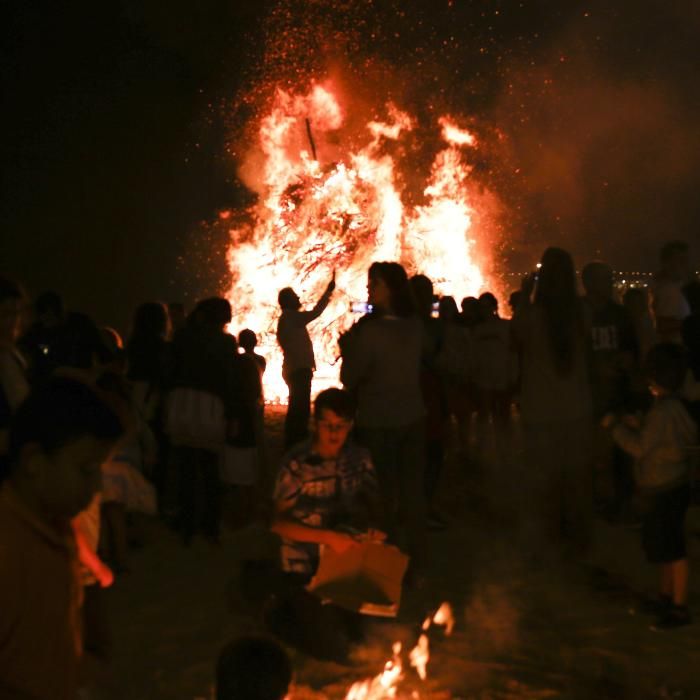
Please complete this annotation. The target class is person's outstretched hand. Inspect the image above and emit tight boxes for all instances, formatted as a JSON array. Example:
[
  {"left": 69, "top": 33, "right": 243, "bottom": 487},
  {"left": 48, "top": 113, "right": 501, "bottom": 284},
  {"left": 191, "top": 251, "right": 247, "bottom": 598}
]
[
  {"left": 97, "top": 562, "right": 115, "bottom": 588},
  {"left": 622, "top": 413, "right": 641, "bottom": 429},
  {"left": 325, "top": 531, "right": 359, "bottom": 554},
  {"left": 600, "top": 412, "right": 617, "bottom": 429}
]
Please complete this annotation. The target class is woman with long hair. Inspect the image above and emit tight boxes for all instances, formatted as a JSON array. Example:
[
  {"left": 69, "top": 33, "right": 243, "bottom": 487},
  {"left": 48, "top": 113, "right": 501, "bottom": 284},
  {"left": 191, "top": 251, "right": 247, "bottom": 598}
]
[
  {"left": 513, "top": 247, "right": 592, "bottom": 556},
  {"left": 340, "top": 262, "right": 427, "bottom": 574}
]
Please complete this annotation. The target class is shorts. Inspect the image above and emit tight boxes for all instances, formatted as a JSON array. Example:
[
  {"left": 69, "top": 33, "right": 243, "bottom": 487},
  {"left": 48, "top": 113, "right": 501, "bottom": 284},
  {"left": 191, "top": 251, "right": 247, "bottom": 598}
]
[{"left": 642, "top": 484, "right": 691, "bottom": 564}]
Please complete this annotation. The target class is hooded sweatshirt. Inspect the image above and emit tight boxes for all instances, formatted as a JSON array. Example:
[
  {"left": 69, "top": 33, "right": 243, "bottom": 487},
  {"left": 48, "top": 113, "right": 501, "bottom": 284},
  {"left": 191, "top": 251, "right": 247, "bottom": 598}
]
[{"left": 612, "top": 395, "right": 698, "bottom": 492}]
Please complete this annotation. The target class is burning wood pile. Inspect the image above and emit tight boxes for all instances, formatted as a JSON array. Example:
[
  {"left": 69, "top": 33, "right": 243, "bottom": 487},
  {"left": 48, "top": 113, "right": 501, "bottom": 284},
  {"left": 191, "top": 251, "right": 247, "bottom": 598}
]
[{"left": 224, "top": 82, "right": 495, "bottom": 402}]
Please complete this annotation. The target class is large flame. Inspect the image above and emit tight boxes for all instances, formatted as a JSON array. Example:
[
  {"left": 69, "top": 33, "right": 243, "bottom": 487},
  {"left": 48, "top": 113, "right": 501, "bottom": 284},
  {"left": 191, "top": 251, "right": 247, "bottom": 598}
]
[{"left": 226, "top": 81, "right": 488, "bottom": 402}]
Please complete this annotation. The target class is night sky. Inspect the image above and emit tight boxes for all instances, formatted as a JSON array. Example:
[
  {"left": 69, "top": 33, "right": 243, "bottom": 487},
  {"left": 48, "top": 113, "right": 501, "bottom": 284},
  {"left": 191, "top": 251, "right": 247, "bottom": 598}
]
[{"left": 3, "top": 0, "right": 699, "bottom": 331}]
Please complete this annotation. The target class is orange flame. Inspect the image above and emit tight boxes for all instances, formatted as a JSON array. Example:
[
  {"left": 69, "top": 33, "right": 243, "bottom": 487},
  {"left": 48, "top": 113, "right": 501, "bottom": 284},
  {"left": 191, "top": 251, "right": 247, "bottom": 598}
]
[
  {"left": 341, "top": 602, "right": 454, "bottom": 699},
  {"left": 438, "top": 116, "right": 477, "bottom": 147},
  {"left": 226, "top": 81, "right": 490, "bottom": 402}
]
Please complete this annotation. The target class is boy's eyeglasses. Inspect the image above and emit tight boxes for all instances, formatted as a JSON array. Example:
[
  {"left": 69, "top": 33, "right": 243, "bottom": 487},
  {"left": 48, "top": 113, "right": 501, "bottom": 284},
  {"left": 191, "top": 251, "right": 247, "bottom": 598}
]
[{"left": 317, "top": 420, "right": 352, "bottom": 433}]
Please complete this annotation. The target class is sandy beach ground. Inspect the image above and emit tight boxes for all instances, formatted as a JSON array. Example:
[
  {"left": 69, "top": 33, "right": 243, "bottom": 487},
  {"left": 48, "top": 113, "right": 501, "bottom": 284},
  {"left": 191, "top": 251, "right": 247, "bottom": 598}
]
[{"left": 85, "top": 406, "right": 700, "bottom": 699}]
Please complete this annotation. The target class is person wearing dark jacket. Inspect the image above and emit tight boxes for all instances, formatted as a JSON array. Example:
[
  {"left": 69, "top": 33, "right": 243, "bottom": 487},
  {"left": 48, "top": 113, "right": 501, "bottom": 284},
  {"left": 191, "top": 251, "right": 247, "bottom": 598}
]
[
  {"left": 169, "top": 298, "right": 241, "bottom": 544},
  {"left": 127, "top": 302, "right": 173, "bottom": 510}
]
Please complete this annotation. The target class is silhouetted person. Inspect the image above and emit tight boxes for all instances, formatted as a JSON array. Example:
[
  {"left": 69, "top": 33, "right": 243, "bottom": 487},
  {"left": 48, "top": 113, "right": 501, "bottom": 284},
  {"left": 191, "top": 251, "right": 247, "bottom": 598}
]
[
  {"left": 0, "top": 277, "right": 29, "bottom": 459},
  {"left": 168, "top": 298, "right": 240, "bottom": 544},
  {"left": 409, "top": 274, "right": 447, "bottom": 530},
  {"left": 341, "top": 262, "right": 426, "bottom": 574},
  {"left": 127, "top": 302, "right": 173, "bottom": 509},
  {"left": 19, "top": 290, "right": 65, "bottom": 383},
  {"left": 239, "top": 328, "right": 267, "bottom": 379},
  {"left": 167, "top": 302, "right": 186, "bottom": 336},
  {"left": 581, "top": 263, "right": 638, "bottom": 411},
  {"left": 604, "top": 343, "right": 697, "bottom": 628},
  {"left": 51, "top": 311, "right": 105, "bottom": 372},
  {"left": 225, "top": 329, "right": 267, "bottom": 513},
  {"left": 127, "top": 302, "right": 171, "bottom": 392},
  {"left": 460, "top": 296, "right": 483, "bottom": 328},
  {"left": 473, "top": 292, "right": 513, "bottom": 432},
  {"left": 436, "top": 295, "right": 473, "bottom": 456},
  {"left": 513, "top": 248, "right": 593, "bottom": 556},
  {"left": 652, "top": 240, "right": 691, "bottom": 343},
  {"left": 581, "top": 262, "right": 639, "bottom": 519},
  {"left": 682, "top": 281, "right": 700, "bottom": 381},
  {"left": 277, "top": 273, "right": 335, "bottom": 448},
  {"left": 456, "top": 296, "right": 485, "bottom": 457},
  {"left": 508, "top": 290, "right": 522, "bottom": 318},
  {"left": 624, "top": 287, "right": 655, "bottom": 362},
  {"left": 216, "top": 636, "right": 292, "bottom": 700}
]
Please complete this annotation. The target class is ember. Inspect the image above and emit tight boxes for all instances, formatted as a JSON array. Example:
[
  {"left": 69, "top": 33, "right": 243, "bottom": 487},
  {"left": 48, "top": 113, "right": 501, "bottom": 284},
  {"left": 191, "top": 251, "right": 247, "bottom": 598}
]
[{"left": 225, "top": 82, "right": 493, "bottom": 402}]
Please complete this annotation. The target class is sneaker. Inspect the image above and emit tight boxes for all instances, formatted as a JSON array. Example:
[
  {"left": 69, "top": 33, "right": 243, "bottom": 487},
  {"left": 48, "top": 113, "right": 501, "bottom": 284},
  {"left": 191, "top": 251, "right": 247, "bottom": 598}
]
[
  {"left": 630, "top": 594, "right": 672, "bottom": 617},
  {"left": 651, "top": 605, "right": 692, "bottom": 630},
  {"left": 404, "top": 565, "right": 427, "bottom": 591},
  {"left": 427, "top": 512, "right": 448, "bottom": 531},
  {"left": 204, "top": 532, "right": 222, "bottom": 546}
]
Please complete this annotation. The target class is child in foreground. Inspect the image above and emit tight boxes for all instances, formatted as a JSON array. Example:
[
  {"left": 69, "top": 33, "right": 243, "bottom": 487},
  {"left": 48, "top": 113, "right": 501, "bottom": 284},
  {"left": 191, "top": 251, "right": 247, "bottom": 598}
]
[
  {"left": 268, "top": 387, "right": 384, "bottom": 661},
  {"left": 603, "top": 343, "right": 698, "bottom": 629},
  {"left": 216, "top": 635, "right": 291, "bottom": 700},
  {"left": 0, "top": 377, "right": 123, "bottom": 699}
]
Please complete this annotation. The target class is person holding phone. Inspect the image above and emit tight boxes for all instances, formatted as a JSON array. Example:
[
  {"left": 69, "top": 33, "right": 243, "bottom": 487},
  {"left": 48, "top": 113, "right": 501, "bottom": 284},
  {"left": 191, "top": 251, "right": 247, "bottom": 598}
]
[{"left": 340, "top": 262, "right": 427, "bottom": 579}]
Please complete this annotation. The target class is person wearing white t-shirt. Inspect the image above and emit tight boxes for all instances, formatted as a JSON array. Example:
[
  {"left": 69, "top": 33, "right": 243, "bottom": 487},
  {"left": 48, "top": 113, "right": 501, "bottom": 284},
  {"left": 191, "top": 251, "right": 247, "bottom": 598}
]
[{"left": 652, "top": 240, "right": 691, "bottom": 344}]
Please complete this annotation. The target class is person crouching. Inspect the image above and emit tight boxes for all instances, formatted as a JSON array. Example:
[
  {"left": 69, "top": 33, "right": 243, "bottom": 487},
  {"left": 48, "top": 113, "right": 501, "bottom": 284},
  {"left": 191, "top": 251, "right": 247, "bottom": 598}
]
[{"left": 267, "top": 388, "right": 384, "bottom": 662}]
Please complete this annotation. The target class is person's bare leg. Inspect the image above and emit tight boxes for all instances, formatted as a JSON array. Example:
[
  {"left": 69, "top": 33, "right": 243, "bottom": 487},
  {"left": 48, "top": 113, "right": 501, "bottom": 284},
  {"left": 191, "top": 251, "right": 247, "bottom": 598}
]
[
  {"left": 660, "top": 563, "right": 673, "bottom": 599},
  {"left": 670, "top": 558, "right": 689, "bottom": 606},
  {"left": 103, "top": 501, "right": 129, "bottom": 572}
]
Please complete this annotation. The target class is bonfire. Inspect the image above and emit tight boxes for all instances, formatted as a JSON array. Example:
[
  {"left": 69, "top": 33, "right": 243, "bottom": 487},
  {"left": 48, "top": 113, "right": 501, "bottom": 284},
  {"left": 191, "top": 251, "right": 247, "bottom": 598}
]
[{"left": 224, "top": 82, "right": 492, "bottom": 402}]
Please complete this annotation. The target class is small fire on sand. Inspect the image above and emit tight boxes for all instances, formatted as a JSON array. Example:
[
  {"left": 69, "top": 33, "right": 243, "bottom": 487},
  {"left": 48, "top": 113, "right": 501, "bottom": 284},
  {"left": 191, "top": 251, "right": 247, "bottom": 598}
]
[{"left": 342, "top": 602, "right": 455, "bottom": 700}]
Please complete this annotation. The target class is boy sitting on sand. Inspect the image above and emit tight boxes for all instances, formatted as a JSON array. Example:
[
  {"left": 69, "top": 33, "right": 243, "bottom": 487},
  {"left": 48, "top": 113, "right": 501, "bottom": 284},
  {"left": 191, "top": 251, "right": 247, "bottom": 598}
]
[{"left": 267, "top": 387, "right": 384, "bottom": 661}]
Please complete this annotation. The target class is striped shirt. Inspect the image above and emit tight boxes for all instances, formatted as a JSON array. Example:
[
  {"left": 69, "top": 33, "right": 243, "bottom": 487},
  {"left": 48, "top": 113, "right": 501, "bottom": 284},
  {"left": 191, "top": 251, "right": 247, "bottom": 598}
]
[{"left": 273, "top": 440, "right": 379, "bottom": 576}]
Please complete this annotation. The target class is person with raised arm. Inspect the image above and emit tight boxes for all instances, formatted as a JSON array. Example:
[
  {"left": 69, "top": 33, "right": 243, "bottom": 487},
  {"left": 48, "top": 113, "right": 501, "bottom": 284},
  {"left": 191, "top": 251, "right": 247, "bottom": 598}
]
[{"left": 277, "top": 271, "right": 335, "bottom": 448}]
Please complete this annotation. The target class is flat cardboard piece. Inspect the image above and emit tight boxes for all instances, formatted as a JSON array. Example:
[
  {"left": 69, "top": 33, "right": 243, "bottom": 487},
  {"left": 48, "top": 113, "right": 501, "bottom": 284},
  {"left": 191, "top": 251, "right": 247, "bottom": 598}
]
[{"left": 307, "top": 542, "right": 409, "bottom": 617}]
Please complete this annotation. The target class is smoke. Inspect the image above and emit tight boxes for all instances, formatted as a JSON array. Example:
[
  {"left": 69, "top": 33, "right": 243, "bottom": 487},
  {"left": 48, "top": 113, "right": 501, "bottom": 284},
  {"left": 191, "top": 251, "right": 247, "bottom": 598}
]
[
  {"left": 488, "top": 1, "right": 700, "bottom": 270},
  {"left": 462, "top": 583, "right": 520, "bottom": 655},
  {"left": 222, "top": 1, "right": 700, "bottom": 280}
]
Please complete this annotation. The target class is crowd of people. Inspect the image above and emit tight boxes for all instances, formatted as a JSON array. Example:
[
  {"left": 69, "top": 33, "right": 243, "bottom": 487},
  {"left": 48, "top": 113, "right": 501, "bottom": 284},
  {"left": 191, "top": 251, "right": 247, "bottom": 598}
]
[{"left": 0, "top": 238, "right": 699, "bottom": 698}]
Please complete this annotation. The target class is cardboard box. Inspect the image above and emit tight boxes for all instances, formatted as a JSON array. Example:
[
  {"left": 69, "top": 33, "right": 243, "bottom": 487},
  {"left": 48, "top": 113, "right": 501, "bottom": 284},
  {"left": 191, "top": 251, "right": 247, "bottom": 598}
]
[{"left": 307, "top": 541, "right": 409, "bottom": 617}]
